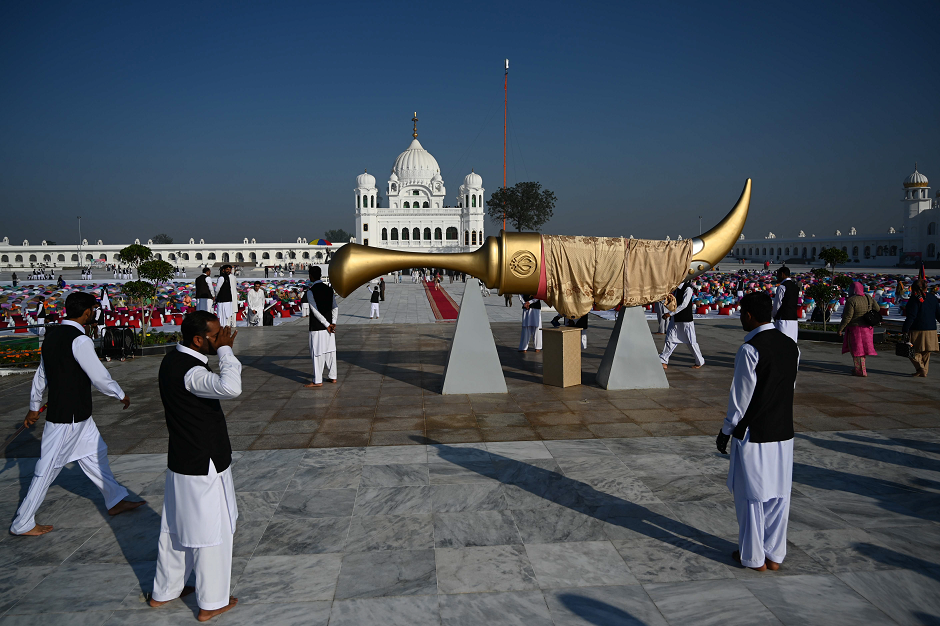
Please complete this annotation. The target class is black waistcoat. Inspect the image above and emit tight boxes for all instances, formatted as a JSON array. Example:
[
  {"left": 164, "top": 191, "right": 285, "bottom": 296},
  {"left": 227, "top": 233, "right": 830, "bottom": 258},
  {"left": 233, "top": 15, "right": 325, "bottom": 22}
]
[
  {"left": 42, "top": 324, "right": 93, "bottom": 424},
  {"left": 371, "top": 290, "right": 380, "bottom": 303},
  {"left": 308, "top": 282, "right": 334, "bottom": 331},
  {"left": 673, "top": 285, "right": 694, "bottom": 323},
  {"left": 774, "top": 280, "right": 799, "bottom": 321},
  {"left": 215, "top": 276, "right": 232, "bottom": 302},
  {"left": 732, "top": 328, "right": 799, "bottom": 443},
  {"left": 522, "top": 295, "right": 541, "bottom": 309},
  {"left": 195, "top": 274, "right": 212, "bottom": 299},
  {"left": 158, "top": 349, "right": 232, "bottom": 475}
]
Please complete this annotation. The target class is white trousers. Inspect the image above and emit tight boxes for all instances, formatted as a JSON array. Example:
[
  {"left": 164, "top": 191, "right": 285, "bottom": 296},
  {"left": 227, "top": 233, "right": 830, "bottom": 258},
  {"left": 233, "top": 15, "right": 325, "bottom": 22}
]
[
  {"left": 659, "top": 322, "right": 704, "bottom": 366},
  {"left": 216, "top": 302, "right": 235, "bottom": 327},
  {"left": 152, "top": 525, "right": 233, "bottom": 611},
  {"left": 11, "top": 445, "right": 127, "bottom": 535},
  {"left": 370, "top": 303, "right": 380, "bottom": 318},
  {"left": 774, "top": 320, "right": 799, "bottom": 344},
  {"left": 734, "top": 484, "right": 790, "bottom": 568},
  {"left": 519, "top": 326, "right": 542, "bottom": 351},
  {"left": 311, "top": 352, "right": 337, "bottom": 384},
  {"left": 301, "top": 302, "right": 310, "bottom": 317},
  {"left": 196, "top": 298, "right": 213, "bottom": 312}
]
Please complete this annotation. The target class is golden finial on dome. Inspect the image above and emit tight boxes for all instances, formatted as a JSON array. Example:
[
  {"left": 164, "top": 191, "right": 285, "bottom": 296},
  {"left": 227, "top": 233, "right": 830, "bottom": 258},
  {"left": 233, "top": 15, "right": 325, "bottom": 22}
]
[{"left": 412, "top": 112, "right": 418, "bottom": 139}]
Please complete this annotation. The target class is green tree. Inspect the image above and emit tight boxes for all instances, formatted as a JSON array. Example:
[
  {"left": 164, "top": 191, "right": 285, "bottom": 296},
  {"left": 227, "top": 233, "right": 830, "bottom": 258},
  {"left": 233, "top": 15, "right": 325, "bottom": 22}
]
[
  {"left": 832, "top": 274, "right": 853, "bottom": 294},
  {"left": 324, "top": 229, "right": 351, "bottom": 243},
  {"left": 819, "top": 247, "right": 850, "bottom": 272},
  {"left": 811, "top": 267, "right": 831, "bottom": 280},
  {"left": 485, "top": 181, "right": 556, "bottom": 232},
  {"left": 116, "top": 244, "right": 153, "bottom": 279},
  {"left": 806, "top": 282, "right": 837, "bottom": 332},
  {"left": 152, "top": 233, "right": 174, "bottom": 244}
]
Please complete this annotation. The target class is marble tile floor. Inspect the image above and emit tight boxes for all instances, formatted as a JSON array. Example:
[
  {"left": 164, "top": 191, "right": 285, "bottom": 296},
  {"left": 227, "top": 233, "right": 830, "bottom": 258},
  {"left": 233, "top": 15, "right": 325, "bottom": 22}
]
[{"left": 1, "top": 431, "right": 939, "bottom": 624}]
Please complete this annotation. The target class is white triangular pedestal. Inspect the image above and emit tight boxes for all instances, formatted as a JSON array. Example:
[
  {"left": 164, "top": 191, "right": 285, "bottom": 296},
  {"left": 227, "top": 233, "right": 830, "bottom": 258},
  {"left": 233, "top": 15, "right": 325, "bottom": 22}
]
[
  {"left": 596, "top": 306, "right": 669, "bottom": 390},
  {"left": 441, "top": 279, "right": 508, "bottom": 395}
]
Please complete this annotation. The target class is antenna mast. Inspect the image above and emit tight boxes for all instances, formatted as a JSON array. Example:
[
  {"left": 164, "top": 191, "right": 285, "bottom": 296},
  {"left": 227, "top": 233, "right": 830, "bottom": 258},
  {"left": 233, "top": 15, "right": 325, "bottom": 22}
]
[{"left": 503, "top": 58, "right": 508, "bottom": 232}]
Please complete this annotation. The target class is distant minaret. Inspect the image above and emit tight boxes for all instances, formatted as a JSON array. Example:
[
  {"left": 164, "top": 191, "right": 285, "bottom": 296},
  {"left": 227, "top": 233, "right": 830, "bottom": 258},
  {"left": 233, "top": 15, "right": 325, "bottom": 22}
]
[{"left": 412, "top": 112, "right": 418, "bottom": 139}]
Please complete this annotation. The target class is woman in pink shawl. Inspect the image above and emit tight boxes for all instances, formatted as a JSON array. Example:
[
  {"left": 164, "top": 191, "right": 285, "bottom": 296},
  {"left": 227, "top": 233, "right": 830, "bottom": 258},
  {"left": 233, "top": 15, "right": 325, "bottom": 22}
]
[{"left": 838, "top": 281, "right": 878, "bottom": 376}]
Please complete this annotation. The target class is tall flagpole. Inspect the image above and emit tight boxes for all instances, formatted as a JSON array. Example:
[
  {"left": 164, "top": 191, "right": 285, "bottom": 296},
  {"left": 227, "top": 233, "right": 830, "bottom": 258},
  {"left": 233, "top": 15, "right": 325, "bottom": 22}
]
[{"left": 503, "top": 58, "right": 508, "bottom": 232}]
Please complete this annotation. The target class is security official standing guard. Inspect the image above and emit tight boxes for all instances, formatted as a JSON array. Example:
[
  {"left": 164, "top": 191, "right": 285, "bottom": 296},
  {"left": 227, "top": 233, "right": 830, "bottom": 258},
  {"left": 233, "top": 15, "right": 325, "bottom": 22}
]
[
  {"left": 195, "top": 267, "right": 213, "bottom": 312},
  {"left": 772, "top": 266, "right": 799, "bottom": 344}
]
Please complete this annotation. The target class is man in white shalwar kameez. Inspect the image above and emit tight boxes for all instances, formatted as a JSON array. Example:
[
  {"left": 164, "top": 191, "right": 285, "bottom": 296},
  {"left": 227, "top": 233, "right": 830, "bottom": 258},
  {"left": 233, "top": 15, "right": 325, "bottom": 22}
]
[
  {"left": 150, "top": 311, "right": 240, "bottom": 621},
  {"left": 653, "top": 300, "right": 668, "bottom": 334},
  {"left": 660, "top": 281, "right": 704, "bottom": 368},
  {"left": 304, "top": 266, "right": 338, "bottom": 387},
  {"left": 10, "top": 292, "right": 144, "bottom": 537},
  {"left": 517, "top": 294, "right": 542, "bottom": 352},
  {"left": 772, "top": 266, "right": 800, "bottom": 344},
  {"left": 212, "top": 265, "right": 238, "bottom": 328},
  {"left": 717, "top": 292, "right": 799, "bottom": 572},
  {"left": 246, "top": 282, "right": 265, "bottom": 326}
]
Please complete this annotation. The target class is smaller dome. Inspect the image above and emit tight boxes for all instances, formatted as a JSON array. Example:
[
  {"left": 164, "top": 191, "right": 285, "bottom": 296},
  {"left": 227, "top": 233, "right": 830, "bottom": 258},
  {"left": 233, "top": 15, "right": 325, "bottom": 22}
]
[
  {"left": 431, "top": 170, "right": 442, "bottom": 183},
  {"left": 389, "top": 170, "right": 399, "bottom": 182},
  {"left": 356, "top": 170, "right": 375, "bottom": 188},
  {"left": 904, "top": 164, "right": 928, "bottom": 188},
  {"left": 463, "top": 169, "right": 483, "bottom": 189}
]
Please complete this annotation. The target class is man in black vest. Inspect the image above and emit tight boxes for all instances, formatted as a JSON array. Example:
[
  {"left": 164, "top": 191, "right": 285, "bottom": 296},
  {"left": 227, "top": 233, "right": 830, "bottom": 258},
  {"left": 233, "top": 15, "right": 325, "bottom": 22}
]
[
  {"left": 717, "top": 292, "right": 799, "bottom": 572},
  {"left": 305, "top": 266, "right": 338, "bottom": 387},
  {"left": 370, "top": 285, "right": 381, "bottom": 319},
  {"left": 659, "top": 281, "right": 704, "bottom": 369},
  {"left": 150, "top": 311, "right": 240, "bottom": 620},
  {"left": 195, "top": 267, "right": 213, "bottom": 312},
  {"left": 10, "top": 292, "right": 144, "bottom": 537},
  {"left": 213, "top": 265, "right": 238, "bottom": 328},
  {"left": 772, "top": 266, "right": 799, "bottom": 344}
]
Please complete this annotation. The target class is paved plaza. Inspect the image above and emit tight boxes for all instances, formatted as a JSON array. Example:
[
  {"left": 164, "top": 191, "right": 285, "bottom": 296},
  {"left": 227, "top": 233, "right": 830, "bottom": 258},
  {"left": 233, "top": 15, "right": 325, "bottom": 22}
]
[{"left": 0, "top": 281, "right": 939, "bottom": 624}]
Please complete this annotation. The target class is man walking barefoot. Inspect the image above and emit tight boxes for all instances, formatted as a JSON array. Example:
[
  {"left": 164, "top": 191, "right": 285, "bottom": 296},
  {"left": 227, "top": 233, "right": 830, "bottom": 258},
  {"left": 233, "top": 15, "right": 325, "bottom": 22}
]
[{"left": 10, "top": 292, "right": 144, "bottom": 537}]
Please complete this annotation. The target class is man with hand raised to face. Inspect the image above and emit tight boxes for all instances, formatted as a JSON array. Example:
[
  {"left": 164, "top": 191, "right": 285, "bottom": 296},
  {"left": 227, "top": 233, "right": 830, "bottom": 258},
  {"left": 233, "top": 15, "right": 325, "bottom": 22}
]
[
  {"left": 150, "top": 311, "right": 240, "bottom": 621},
  {"left": 717, "top": 292, "right": 799, "bottom": 572},
  {"left": 10, "top": 292, "right": 144, "bottom": 537}
]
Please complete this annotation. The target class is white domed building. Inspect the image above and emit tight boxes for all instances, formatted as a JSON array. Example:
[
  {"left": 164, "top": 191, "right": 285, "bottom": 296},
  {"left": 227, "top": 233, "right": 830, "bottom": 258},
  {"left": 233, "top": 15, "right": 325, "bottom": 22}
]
[{"left": 355, "top": 116, "right": 486, "bottom": 253}]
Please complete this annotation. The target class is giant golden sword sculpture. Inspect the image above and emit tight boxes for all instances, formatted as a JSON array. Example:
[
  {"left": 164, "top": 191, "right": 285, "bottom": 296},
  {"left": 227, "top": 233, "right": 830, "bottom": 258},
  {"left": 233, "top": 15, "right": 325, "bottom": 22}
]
[{"left": 330, "top": 179, "right": 751, "bottom": 302}]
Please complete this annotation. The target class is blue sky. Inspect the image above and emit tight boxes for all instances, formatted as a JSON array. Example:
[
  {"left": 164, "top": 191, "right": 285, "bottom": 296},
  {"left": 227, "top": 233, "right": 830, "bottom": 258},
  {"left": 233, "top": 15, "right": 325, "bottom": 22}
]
[{"left": 1, "top": 0, "right": 938, "bottom": 245}]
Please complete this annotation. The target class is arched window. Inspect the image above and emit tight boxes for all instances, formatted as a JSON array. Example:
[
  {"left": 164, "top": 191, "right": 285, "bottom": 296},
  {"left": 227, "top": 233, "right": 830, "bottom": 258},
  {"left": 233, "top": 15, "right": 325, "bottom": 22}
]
[
  {"left": 221, "top": 253, "right": 229, "bottom": 262},
  {"left": 262, "top": 252, "right": 269, "bottom": 259},
  {"left": 250, "top": 252, "right": 256, "bottom": 261},
  {"left": 434, "top": 227, "right": 442, "bottom": 240},
  {"left": 413, "top": 190, "right": 420, "bottom": 196},
  {"left": 357, "top": 196, "right": 361, "bottom": 208},
  {"left": 391, "top": 228, "right": 398, "bottom": 240},
  {"left": 762, "top": 248, "right": 766, "bottom": 256},
  {"left": 802, "top": 247, "right": 807, "bottom": 258},
  {"left": 864, "top": 246, "right": 871, "bottom": 258},
  {"left": 413, "top": 228, "right": 420, "bottom": 240},
  {"left": 929, "top": 222, "right": 937, "bottom": 235},
  {"left": 472, "top": 231, "right": 477, "bottom": 246},
  {"left": 403, "top": 201, "right": 410, "bottom": 208},
  {"left": 154, "top": 253, "right": 162, "bottom": 260},
  {"left": 472, "top": 195, "right": 476, "bottom": 207},
  {"left": 236, "top": 253, "right": 244, "bottom": 262},
  {"left": 371, "top": 195, "right": 375, "bottom": 208},
  {"left": 15, "top": 255, "right": 23, "bottom": 262},
  {"left": 423, "top": 227, "right": 431, "bottom": 240},
  {"left": 852, "top": 246, "right": 858, "bottom": 256},
  {"left": 381, "top": 227, "right": 388, "bottom": 241},
  {"left": 275, "top": 252, "right": 283, "bottom": 259},
  {"left": 811, "top": 247, "right": 816, "bottom": 257},
  {"left": 196, "top": 253, "right": 203, "bottom": 260},
  {"left": 29, "top": 254, "right": 37, "bottom": 262},
  {"left": 168, "top": 253, "right": 176, "bottom": 260},
  {"left": 842, "top": 247, "right": 847, "bottom": 253},
  {"left": 423, "top": 201, "right": 429, "bottom": 208},
  {"left": 748, "top": 248, "right": 752, "bottom": 255},
  {"left": 402, "top": 228, "right": 409, "bottom": 240},
  {"left": 0, "top": 255, "right": 7, "bottom": 262},
  {"left": 446, "top": 227, "right": 458, "bottom": 240},
  {"left": 391, "top": 183, "right": 397, "bottom": 192},
  {"left": 929, "top": 243, "right": 937, "bottom": 258},
  {"left": 57, "top": 254, "right": 65, "bottom": 261},
  {"left": 784, "top": 248, "right": 789, "bottom": 256},
  {"left": 876, "top": 246, "right": 883, "bottom": 256},
  {"left": 302, "top": 252, "right": 309, "bottom": 259},
  {"left": 465, "top": 195, "right": 469, "bottom": 207},
  {"left": 43, "top": 254, "right": 51, "bottom": 262},
  {"left": 890, "top": 245, "right": 897, "bottom": 255},
  {"left": 465, "top": 230, "right": 470, "bottom": 245},
  {"left": 183, "top": 253, "right": 189, "bottom": 260}
]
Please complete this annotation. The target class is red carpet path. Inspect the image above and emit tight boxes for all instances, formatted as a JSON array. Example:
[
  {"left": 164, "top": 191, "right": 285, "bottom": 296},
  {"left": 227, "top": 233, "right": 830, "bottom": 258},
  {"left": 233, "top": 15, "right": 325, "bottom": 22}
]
[{"left": 423, "top": 280, "right": 460, "bottom": 321}]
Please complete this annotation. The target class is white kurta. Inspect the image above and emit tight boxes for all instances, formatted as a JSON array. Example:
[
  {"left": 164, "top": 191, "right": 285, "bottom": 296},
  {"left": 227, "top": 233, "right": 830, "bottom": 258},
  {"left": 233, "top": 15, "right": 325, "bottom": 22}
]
[
  {"left": 723, "top": 324, "right": 799, "bottom": 568},
  {"left": 247, "top": 289, "right": 265, "bottom": 325},
  {"left": 213, "top": 275, "right": 239, "bottom": 327},
  {"left": 659, "top": 288, "right": 704, "bottom": 366},
  {"left": 153, "top": 344, "right": 240, "bottom": 611},
  {"left": 11, "top": 321, "right": 128, "bottom": 535},
  {"left": 307, "top": 281, "right": 338, "bottom": 383},
  {"left": 773, "top": 281, "right": 799, "bottom": 344},
  {"left": 518, "top": 296, "right": 543, "bottom": 351}
]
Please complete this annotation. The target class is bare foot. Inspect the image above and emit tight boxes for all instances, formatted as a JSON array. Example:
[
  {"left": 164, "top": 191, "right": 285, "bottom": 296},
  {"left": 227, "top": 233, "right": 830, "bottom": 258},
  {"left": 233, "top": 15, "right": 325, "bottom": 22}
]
[
  {"left": 197, "top": 597, "right": 238, "bottom": 622},
  {"left": 662, "top": 363, "right": 668, "bottom": 370},
  {"left": 13, "top": 524, "right": 53, "bottom": 536},
  {"left": 108, "top": 499, "right": 146, "bottom": 516},
  {"left": 765, "top": 558, "right": 780, "bottom": 571},
  {"left": 535, "top": 349, "right": 541, "bottom": 353},
  {"left": 303, "top": 382, "right": 323, "bottom": 388},
  {"left": 329, "top": 379, "right": 337, "bottom": 384},
  {"left": 691, "top": 364, "right": 703, "bottom": 369},
  {"left": 149, "top": 586, "right": 195, "bottom": 607}
]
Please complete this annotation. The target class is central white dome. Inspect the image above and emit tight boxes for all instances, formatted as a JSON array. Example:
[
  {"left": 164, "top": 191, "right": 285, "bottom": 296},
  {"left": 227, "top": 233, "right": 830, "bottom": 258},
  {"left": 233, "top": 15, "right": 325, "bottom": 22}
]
[{"left": 393, "top": 139, "right": 441, "bottom": 184}]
